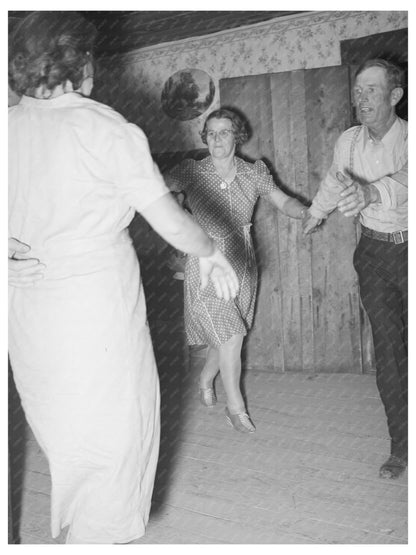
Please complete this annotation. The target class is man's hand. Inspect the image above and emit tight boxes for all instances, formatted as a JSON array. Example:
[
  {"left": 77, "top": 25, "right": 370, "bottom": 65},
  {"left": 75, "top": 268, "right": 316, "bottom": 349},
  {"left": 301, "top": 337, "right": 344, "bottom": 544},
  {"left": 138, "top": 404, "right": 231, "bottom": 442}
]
[
  {"left": 199, "top": 245, "right": 239, "bottom": 301},
  {"left": 8, "top": 237, "right": 45, "bottom": 287},
  {"left": 336, "top": 171, "right": 379, "bottom": 217},
  {"left": 302, "top": 209, "right": 322, "bottom": 235}
]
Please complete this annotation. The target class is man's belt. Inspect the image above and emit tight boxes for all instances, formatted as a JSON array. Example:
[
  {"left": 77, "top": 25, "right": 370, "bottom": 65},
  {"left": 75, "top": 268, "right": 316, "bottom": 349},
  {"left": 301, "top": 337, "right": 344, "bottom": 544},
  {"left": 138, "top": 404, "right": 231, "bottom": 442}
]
[{"left": 361, "top": 225, "right": 408, "bottom": 245}]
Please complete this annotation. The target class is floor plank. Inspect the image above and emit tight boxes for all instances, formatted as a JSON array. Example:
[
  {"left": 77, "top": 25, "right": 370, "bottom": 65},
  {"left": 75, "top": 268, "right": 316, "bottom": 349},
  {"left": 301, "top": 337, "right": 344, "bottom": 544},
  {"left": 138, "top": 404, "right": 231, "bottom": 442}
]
[{"left": 9, "top": 354, "right": 408, "bottom": 545}]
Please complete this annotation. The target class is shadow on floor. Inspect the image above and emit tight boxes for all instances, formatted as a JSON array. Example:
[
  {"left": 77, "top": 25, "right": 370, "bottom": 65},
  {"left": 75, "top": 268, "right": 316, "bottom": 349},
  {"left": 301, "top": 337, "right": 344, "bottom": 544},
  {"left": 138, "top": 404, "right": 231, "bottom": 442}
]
[
  {"left": 9, "top": 361, "right": 28, "bottom": 544},
  {"left": 145, "top": 273, "right": 196, "bottom": 513}
]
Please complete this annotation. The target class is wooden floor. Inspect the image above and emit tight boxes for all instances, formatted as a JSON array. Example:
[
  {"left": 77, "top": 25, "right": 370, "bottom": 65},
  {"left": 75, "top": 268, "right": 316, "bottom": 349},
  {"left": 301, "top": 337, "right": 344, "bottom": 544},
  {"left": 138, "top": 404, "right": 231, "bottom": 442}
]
[{"left": 8, "top": 339, "right": 408, "bottom": 545}]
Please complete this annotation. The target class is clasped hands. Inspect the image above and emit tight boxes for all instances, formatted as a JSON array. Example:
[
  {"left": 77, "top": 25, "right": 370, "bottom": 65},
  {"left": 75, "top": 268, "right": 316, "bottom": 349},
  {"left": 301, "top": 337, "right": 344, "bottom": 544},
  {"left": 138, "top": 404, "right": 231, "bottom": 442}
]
[
  {"left": 336, "top": 171, "right": 376, "bottom": 217},
  {"left": 302, "top": 172, "right": 375, "bottom": 235}
]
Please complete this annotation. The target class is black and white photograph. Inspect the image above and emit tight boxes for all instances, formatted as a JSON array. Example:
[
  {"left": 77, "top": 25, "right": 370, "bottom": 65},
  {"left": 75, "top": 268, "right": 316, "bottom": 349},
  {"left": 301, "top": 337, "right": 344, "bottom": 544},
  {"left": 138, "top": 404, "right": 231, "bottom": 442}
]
[{"left": 7, "top": 4, "right": 409, "bottom": 548}]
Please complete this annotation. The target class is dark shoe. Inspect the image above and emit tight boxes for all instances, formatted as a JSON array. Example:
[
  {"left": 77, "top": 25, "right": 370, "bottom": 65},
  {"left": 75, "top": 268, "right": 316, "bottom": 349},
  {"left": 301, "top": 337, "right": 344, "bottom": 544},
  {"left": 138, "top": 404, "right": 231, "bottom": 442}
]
[
  {"left": 199, "top": 387, "right": 217, "bottom": 407},
  {"left": 379, "top": 455, "right": 407, "bottom": 479},
  {"left": 225, "top": 407, "right": 256, "bottom": 433}
]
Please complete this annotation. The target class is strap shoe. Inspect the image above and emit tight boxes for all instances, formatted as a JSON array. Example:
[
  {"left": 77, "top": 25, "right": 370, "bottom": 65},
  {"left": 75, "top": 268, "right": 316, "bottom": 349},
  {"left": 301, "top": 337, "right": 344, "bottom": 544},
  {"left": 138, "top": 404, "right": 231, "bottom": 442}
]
[
  {"left": 225, "top": 407, "right": 256, "bottom": 433},
  {"left": 199, "top": 387, "right": 217, "bottom": 407}
]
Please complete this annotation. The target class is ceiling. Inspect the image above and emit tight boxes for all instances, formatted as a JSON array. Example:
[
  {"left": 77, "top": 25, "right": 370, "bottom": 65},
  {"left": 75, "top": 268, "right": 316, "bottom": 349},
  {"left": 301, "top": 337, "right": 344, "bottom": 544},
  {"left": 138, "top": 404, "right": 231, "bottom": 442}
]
[{"left": 8, "top": 11, "right": 305, "bottom": 56}]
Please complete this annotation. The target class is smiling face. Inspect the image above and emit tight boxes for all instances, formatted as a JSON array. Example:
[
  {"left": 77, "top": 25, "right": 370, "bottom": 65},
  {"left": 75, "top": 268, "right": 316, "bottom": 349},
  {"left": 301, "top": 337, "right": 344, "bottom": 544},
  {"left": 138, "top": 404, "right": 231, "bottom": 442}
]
[
  {"left": 353, "top": 66, "right": 401, "bottom": 138},
  {"left": 206, "top": 117, "right": 236, "bottom": 160}
]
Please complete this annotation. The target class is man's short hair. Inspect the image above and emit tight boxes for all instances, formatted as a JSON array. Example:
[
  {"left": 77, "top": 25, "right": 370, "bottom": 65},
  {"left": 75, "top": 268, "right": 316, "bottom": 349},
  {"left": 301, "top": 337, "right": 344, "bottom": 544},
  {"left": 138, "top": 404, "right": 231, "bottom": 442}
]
[{"left": 355, "top": 58, "right": 404, "bottom": 91}]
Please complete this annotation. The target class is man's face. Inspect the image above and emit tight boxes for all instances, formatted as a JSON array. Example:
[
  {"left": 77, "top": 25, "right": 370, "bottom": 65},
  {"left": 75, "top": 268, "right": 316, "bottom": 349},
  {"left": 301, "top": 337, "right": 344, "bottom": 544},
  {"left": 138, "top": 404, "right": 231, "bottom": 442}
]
[{"left": 353, "top": 66, "right": 395, "bottom": 131}]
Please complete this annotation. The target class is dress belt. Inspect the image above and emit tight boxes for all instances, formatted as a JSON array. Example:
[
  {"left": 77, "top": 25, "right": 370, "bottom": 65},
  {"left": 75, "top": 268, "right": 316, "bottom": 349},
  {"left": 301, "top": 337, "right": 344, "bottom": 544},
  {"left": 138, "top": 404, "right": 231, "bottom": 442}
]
[
  {"left": 30, "top": 230, "right": 132, "bottom": 258},
  {"left": 361, "top": 225, "right": 408, "bottom": 245},
  {"left": 23, "top": 231, "right": 134, "bottom": 280}
]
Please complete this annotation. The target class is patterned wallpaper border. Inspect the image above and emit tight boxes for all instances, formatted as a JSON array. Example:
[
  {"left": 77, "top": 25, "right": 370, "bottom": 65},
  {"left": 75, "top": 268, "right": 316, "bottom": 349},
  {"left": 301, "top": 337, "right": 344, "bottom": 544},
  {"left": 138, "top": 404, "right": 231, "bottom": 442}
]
[{"left": 106, "top": 10, "right": 407, "bottom": 66}]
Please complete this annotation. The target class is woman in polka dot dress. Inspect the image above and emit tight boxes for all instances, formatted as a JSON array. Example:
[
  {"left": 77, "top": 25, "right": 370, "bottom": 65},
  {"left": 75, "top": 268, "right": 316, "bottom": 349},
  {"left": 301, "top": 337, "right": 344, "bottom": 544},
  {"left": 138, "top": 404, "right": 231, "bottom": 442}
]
[{"left": 165, "top": 108, "right": 307, "bottom": 433}]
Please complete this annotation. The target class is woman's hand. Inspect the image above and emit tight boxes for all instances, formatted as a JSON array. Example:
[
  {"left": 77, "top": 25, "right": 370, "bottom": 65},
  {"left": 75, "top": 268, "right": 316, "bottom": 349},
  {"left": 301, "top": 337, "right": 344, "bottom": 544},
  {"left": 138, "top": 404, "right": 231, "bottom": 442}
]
[
  {"left": 302, "top": 210, "right": 322, "bottom": 235},
  {"left": 141, "top": 194, "right": 239, "bottom": 300},
  {"left": 199, "top": 245, "right": 239, "bottom": 301},
  {"left": 8, "top": 237, "right": 46, "bottom": 287}
]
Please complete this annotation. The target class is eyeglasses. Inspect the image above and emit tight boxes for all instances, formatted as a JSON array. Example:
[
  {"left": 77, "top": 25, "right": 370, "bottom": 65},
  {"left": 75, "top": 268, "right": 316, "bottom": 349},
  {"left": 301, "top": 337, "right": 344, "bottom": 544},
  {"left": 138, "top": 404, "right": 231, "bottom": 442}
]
[{"left": 206, "top": 129, "right": 233, "bottom": 140}]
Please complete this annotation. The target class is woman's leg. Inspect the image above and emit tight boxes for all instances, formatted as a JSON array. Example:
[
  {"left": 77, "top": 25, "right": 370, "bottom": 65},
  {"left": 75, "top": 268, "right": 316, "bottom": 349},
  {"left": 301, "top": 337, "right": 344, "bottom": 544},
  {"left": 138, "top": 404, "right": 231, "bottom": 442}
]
[
  {"left": 199, "top": 346, "right": 220, "bottom": 389},
  {"left": 218, "top": 334, "right": 245, "bottom": 413}
]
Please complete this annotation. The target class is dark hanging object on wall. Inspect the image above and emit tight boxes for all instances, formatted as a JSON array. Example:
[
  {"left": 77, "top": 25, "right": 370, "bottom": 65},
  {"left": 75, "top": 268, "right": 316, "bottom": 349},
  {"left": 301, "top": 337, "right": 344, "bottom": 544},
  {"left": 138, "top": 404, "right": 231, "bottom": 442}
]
[{"left": 161, "top": 69, "right": 215, "bottom": 121}]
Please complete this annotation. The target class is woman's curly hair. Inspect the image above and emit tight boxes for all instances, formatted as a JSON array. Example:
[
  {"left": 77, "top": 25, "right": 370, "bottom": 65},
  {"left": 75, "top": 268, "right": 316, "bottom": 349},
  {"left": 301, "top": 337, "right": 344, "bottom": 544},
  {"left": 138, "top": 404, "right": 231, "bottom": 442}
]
[
  {"left": 200, "top": 107, "right": 250, "bottom": 146},
  {"left": 9, "top": 11, "right": 97, "bottom": 97}
]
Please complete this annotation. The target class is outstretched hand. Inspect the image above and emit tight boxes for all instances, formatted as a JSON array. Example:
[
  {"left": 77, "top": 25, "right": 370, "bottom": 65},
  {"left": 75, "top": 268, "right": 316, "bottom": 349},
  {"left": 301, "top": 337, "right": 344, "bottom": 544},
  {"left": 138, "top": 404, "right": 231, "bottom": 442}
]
[
  {"left": 302, "top": 209, "right": 322, "bottom": 235},
  {"left": 199, "top": 245, "right": 239, "bottom": 301},
  {"left": 336, "top": 171, "right": 376, "bottom": 217},
  {"left": 8, "top": 237, "right": 46, "bottom": 287}
]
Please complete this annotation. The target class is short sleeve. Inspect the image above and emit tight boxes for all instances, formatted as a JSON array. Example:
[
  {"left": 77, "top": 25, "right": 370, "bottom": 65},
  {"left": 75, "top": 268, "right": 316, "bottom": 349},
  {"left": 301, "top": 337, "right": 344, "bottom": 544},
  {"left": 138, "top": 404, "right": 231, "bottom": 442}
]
[
  {"left": 164, "top": 159, "right": 195, "bottom": 193},
  {"left": 111, "top": 122, "right": 169, "bottom": 212},
  {"left": 253, "top": 160, "right": 278, "bottom": 197}
]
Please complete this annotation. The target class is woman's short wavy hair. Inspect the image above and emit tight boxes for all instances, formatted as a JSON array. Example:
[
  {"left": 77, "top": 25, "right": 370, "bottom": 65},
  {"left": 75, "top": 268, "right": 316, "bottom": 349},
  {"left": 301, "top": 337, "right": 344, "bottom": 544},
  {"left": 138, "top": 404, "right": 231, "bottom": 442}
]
[
  {"left": 200, "top": 108, "right": 250, "bottom": 146},
  {"left": 9, "top": 11, "right": 97, "bottom": 96}
]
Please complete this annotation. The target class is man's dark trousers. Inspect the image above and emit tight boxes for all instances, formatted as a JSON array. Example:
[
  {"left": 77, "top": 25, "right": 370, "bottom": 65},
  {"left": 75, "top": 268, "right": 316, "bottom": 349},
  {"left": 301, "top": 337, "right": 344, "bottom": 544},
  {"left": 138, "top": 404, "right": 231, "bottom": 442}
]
[{"left": 354, "top": 234, "right": 408, "bottom": 460}]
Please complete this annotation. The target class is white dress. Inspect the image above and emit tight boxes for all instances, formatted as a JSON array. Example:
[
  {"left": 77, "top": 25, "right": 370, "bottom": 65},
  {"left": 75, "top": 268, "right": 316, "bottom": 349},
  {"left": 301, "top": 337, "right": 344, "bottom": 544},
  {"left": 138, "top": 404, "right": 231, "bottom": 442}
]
[{"left": 8, "top": 93, "right": 169, "bottom": 543}]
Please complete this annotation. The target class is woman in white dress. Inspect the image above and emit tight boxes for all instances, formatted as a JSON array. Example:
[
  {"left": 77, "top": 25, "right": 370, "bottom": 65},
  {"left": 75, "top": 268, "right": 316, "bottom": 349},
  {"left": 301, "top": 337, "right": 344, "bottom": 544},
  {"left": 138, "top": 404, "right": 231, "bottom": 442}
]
[{"left": 8, "top": 11, "right": 238, "bottom": 544}]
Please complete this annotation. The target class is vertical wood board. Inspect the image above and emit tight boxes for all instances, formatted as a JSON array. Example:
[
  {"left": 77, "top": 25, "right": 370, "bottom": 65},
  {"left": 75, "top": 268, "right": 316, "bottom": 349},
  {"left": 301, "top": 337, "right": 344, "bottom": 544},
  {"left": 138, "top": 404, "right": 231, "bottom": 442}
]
[
  {"left": 271, "top": 70, "right": 314, "bottom": 372},
  {"left": 305, "top": 66, "right": 362, "bottom": 373}
]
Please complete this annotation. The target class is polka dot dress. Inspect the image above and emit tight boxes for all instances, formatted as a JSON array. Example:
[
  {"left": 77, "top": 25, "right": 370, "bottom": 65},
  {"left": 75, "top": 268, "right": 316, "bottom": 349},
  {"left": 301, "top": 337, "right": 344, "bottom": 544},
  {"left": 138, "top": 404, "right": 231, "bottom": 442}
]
[{"left": 167, "top": 156, "right": 277, "bottom": 348}]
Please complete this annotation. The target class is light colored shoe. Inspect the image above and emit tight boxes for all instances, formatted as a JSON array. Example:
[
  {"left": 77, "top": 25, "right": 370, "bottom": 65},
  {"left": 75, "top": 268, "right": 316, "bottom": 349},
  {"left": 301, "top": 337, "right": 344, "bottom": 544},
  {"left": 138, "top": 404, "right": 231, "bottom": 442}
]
[
  {"left": 199, "top": 387, "right": 217, "bottom": 407},
  {"left": 225, "top": 407, "right": 256, "bottom": 433}
]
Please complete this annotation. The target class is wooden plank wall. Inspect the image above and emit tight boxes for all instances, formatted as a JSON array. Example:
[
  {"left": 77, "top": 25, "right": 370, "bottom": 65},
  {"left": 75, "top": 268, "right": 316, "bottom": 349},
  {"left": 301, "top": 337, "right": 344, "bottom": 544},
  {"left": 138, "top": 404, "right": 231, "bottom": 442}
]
[
  {"left": 220, "top": 66, "right": 373, "bottom": 374},
  {"left": 272, "top": 71, "right": 313, "bottom": 372}
]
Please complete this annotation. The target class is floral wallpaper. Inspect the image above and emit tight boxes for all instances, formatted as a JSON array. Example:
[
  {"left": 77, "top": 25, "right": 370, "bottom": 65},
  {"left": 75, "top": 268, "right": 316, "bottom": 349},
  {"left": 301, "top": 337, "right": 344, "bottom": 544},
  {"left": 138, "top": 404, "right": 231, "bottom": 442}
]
[{"left": 96, "top": 10, "right": 407, "bottom": 154}]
